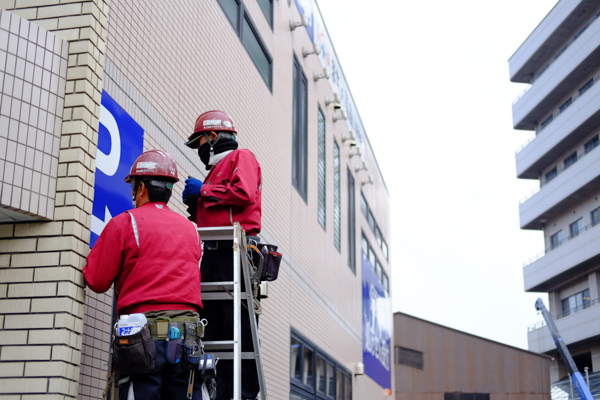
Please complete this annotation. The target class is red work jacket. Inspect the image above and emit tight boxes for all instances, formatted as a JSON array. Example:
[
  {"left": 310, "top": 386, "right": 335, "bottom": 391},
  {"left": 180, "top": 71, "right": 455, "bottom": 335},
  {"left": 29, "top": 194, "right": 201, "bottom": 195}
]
[
  {"left": 197, "top": 149, "right": 262, "bottom": 235},
  {"left": 83, "top": 202, "right": 203, "bottom": 316}
]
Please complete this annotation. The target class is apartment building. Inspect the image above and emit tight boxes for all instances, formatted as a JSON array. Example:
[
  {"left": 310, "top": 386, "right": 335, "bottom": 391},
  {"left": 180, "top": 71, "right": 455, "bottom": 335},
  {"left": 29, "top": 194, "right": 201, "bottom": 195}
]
[
  {"left": 510, "top": 0, "right": 600, "bottom": 386},
  {"left": 0, "top": 1, "right": 392, "bottom": 399}
]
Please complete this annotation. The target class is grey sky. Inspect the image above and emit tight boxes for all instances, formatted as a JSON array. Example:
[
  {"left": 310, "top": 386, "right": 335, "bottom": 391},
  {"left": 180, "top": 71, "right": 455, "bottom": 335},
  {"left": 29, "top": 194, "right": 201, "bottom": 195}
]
[{"left": 316, "top": 0, "right": 560, "bottom": 348}]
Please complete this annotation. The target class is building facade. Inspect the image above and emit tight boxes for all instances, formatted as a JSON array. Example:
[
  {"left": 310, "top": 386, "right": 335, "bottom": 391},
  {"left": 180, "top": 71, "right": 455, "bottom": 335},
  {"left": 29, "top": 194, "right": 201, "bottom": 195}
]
[
  {"left": 509, "top": 0, "right": 600, "bottom": 386},
  {"left": 393, "top": 313, "right": 551, "bottom": 400},
  {"left": 0, "top": 1, "right": 392, "bottom": 399}
]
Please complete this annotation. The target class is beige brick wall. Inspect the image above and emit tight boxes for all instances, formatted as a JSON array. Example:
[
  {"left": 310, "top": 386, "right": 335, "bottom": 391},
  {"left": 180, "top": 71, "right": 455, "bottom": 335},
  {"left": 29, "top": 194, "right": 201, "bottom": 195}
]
[{"left": 0, "top": 1, "right": 109, "bottom": 398}]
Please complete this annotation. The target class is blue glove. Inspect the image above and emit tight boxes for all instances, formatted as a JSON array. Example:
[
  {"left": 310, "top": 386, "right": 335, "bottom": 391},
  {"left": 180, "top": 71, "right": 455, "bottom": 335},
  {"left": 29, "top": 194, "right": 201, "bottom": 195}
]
[{"left": 182, "top": 177, "right": 203, "bottom": 203}]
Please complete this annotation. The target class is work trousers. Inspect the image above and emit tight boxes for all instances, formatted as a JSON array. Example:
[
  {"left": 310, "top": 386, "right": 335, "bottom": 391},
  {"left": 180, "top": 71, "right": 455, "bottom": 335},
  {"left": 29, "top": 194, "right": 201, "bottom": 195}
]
[
  {"left": 118, "top": 339, "right": 205, "bottom": 400},
  {"left": 201, "top": 247, "right": 260, "bottom": 400}
]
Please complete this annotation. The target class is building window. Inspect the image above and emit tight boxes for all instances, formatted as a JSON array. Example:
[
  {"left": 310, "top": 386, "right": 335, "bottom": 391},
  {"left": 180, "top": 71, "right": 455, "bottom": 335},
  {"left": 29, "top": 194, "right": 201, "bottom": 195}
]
[
  {"left": 217, "top": 0, "right": 273, "bottom": 88},
  {"left": 559, "top": 97, "right": 572, "bottom": 113},
  {"left": 367, "top": 209, "right": 375, "bottom": 231},
  {"left": 360, "top": 192, "right": 368, "bottom": 218},
  {"left": 544, "top": 167, "right": 557, "bottom": 184},
  {"left": 292, "top": 56, "right": 308, "bottom": 200},
  {"left": 444, "top": 394, "right": 490, "bottom": 400},
  {"left": 561, "top": 289, "right": 591, "bottom": 317},
  {"left": 382, "top": 239, "right": 388, "bottom": 260},
  {"left": 569, "top": 218, "right": 583, "bottom": 238},
  {"left": 257, "top": 0, "right": 273, "bottom": 28},
  {"left": 564, "top": 152, "right": 577, "bottom": 169},
  {"left": 540, "top": 115, "right": 553, "bottom": 129},
  {"left": 291, "top": 330, "right": 352, "bottom": 400},
  {"left": 584, "top": 135, "right": 599, "bottom": 154},
  {"left": 394, "top": 346, "right": 423, "bottom": 369},
  {"left": 362, "top": 232, "right": 389, "bottom": 293},
  {"left": 241, "top": 13, "right": 272, "bottom": 87},
  {"left": 317, "top": 107, "right": 326, "bottom": 230},
  {"left": 382, "top": 271, "right": 389, "bottom": 293},
  {"left": 361, "top": 234, "right": 368, "bottom": 256},
  {"left": 579, "top": 78, "right": 594, "bottom": 95},
  {"left": 592, "top": 207, "right": 600, "bottom": 226},
  {"left": 333, "top": 140, "right": 341, "bottom": 252},
  {"left": 550, "top": 230, "right": 563, "bottom": 250},
  {"left": 347, "top": 167, "right": 356, "bottom": 273}
]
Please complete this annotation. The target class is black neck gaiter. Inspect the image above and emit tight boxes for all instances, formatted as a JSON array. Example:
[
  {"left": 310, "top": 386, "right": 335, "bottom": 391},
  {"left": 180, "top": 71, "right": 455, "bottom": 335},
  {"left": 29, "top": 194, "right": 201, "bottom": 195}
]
[{"left": 198, "top": 138, "right": 239, "bottom": 168}]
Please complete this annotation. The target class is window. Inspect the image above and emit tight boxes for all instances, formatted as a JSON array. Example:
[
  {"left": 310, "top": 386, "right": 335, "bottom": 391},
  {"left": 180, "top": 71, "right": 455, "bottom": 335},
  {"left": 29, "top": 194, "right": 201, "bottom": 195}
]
[
  {"left": 375, "top": 226, "right": 382, "bottom": 247},
  {"left": 317, "top": 108, "right": 326, "bottom": 230},
  {"left": 333, "top": 140, "right": 341, "bottom": 252},
  {"left": 291, "top": 330, "right": 352, "bottom": 400},
  {"left": 579, "top": 78, "right": 594, "bottom": 95},
  {"left": 381, "top": 239, "right": 388, "bottom": 260},
  {"left": 367, "top": 209, "right": 375, "bottom": 231},
  {"left": 444, "top": 394, "right": 489, "bottom": 400},
  {"left": 292, "top": 56, "right": 308, "bottom": 199},
  {"left": 561, "top": 289, "right": 591, "bottom": 316},
  {"left": 241, "top": 14, "right": 272, "bottom": 87},
  {"left": 559, "top": 97, "right": 572, "bottom": 113},
  {"left": 217, "top": 0, "right": 273, "bottom": 88},
  {"left": 382, "top": 271, "right": 389, "bottom": 293},
  {"left": 569, "top": 218, "right": 583, "bottom": 238},
  {"left": 540, "top": 115, "right": 553, "bottom": 129},
  {"left": 257, "top": 0, "right": 273, "bottom": 28},
  {"left": 347, "top": 167, "right": 356, "bottom": 273},
  {"left": 564, "top": 152, "right": 577, "bottom": 169},
  {"left": 544, "top": 167, "right": 557, "bottom": 184},
  {"left": 360, "top": 192, "right": 368, "bottom": 218},
  {"left": 361, "top": 234, "right": 368, "bottom": 256},
  {"left": 395, "top": 346, "right": 423, "bottom": 369},
  {"left": 550, "top": 230, "right": 563, "bottom": 250},
  {"left": 584, "top": 135, "right": 599, "bottom": 154},
  {"left": 217, "top": 0, "right": 239, "bottom": 28},
  {"left": 592, "top": 207, "right": 600, "bottom": 226}
]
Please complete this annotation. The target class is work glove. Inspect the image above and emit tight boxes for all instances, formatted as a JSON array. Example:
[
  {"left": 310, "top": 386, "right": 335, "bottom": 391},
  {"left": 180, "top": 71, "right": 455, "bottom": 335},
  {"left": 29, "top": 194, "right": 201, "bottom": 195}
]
[{"left": 182, "top": 177, "right": 203, "bottom": 203}]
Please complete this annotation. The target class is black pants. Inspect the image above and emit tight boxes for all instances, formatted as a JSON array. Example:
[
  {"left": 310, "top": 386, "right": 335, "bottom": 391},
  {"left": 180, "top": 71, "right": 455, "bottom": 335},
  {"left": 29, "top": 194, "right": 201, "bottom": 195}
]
[
  {"left": 201, "top": 247, "right": 260, "bottom": 400},
  {"left": 118, "top": 339, "right": 205, "bottom": 400}
]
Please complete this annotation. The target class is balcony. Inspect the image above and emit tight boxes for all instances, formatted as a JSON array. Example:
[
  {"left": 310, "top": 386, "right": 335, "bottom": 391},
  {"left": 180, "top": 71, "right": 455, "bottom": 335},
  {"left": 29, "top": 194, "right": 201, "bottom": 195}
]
[
  {"left": 527, "top": 299, "right": 600, "bottom": 354},
  {"left": 519, "top": 146, "right": 600, "bottom": 230},
  {"left": 512, "top": 14, "right": 600, "bottom": 130},
  {"left": 515, "top": 75, "right": 600, "bottom": 179},
  {"left": 523, "top": 220, "right": 600, "bottom": 292},
  {"left": 509, "top": 0, "right": 598, "bottom": 83}
]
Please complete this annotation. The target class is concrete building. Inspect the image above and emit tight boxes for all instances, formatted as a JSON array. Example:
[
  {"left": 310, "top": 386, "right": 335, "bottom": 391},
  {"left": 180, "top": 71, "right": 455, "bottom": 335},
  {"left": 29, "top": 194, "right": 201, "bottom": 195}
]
[
  {"left": 393, "top": 312, "right": 551, "bottom": 400},
  {"left": 0, "top": 1, "right": 392, "bottom": 399},
  {"left": 509, "top": 0, "right": 600, "bottom": 387}
]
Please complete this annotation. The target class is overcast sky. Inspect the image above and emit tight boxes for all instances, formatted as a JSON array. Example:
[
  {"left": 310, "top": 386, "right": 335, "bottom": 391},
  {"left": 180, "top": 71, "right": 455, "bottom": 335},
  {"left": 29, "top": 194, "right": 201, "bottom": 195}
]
[{"left": 316, "top": 0, "right": 560, "bottom": 349}]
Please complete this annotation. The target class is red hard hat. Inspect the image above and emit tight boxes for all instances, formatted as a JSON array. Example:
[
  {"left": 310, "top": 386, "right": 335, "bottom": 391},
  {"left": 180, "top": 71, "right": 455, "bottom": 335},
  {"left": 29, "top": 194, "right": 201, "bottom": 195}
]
[
  {"left": 185, "top": 110, "right": 237, "bottom": 148},
  {"left": 124, "top": 150, "right": 179, "bottom": 183}
]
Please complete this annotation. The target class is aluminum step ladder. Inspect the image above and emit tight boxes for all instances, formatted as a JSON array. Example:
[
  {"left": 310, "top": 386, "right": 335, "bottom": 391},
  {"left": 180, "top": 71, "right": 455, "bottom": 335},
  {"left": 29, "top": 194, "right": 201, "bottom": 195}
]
[{"left": 198, "top": 223, "right": 267, "bottom": 400}]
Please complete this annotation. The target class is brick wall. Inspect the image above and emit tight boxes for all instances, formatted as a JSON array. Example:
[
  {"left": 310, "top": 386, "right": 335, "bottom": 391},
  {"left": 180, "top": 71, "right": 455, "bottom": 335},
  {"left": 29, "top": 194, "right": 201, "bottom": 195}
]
[{"left": 0, "top": 1, "right": 109, "bottom": 398}]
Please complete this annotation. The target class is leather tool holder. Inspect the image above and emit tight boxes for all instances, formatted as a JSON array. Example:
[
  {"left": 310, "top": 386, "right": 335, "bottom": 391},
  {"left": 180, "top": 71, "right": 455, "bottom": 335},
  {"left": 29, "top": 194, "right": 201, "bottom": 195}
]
[{"left": 112, "top": 325, "right": 156, "bottom": 376}]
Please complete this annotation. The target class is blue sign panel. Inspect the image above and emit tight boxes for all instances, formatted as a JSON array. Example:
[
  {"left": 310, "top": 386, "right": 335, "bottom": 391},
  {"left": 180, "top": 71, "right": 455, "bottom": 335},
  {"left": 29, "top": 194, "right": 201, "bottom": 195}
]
[
  {"left": 90, "top": 91, "right": 144, "bottom": 247},
  {"left": 362, "top": 253, "right": 391, "bottom": 389}
]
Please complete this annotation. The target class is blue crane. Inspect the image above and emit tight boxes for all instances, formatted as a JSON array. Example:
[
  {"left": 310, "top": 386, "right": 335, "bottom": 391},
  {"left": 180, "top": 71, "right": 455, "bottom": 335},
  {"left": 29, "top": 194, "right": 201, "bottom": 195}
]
[{"left": 535, "top": 298, "right": 594, "bottom": 400}]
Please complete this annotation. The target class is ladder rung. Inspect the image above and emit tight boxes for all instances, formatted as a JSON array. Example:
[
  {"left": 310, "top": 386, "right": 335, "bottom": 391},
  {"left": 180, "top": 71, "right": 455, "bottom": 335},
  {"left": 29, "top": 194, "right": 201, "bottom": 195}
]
[
  {"left": 211, "top": 352, "right": 257, "bottom": 360},
  {"left": 203, "top": 340, "right": 237, "bottom": 350},
  {"left": 196, "top": 226, "right": 236, "bottom": 241},
  {"left": 201, "top": 282, "right": 236, "bottom": 291}
]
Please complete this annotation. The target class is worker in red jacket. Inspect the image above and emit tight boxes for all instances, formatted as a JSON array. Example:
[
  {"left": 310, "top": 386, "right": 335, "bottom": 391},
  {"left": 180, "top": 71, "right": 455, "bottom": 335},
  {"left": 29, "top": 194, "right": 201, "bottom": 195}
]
[
  {"left": 183, "top": 110, "right": 261, "bottom": 400},
  {"left": 84, "top": 150, "right": 205, "bottom": 399}
]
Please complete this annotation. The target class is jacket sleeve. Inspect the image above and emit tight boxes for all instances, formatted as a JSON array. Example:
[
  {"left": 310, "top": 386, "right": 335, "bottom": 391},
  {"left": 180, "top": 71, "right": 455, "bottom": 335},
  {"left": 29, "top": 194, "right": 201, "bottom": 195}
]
[
  {"left": 201, "top": 151, "right": 260, "bottom": 208},
  {"left": 83, "top": 218, "right": 125, "bottom": 293}
]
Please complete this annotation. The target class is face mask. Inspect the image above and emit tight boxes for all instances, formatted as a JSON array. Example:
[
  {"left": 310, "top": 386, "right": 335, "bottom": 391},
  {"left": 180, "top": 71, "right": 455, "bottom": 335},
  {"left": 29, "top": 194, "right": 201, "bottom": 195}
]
[{"left": 198, "top": 142, "right": 211, "bottom": 167}]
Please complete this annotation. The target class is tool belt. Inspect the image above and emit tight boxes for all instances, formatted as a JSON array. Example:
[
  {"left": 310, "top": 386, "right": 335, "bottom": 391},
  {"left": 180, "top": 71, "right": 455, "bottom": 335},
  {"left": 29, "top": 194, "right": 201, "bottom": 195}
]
[{"left": 146, "top": 316, "right": 201, "bottom": 340}]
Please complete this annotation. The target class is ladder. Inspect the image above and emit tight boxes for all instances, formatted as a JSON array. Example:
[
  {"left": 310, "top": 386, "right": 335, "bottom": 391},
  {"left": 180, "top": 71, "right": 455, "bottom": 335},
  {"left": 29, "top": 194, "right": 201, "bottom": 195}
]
[{"left": 198, "top": 223, "right": 268, "bottom": 400}]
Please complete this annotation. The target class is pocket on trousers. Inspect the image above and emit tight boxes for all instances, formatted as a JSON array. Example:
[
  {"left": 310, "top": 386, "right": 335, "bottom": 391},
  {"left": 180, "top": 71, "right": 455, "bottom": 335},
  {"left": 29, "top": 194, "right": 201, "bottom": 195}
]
[{"left": 112, "top": 326, "right": 156, "bottom": 376}]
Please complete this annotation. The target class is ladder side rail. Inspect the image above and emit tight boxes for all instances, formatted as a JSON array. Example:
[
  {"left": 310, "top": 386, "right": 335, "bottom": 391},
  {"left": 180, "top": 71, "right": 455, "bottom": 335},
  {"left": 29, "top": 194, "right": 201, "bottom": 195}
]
[
  {"left": 239, "top": 236, "right": 268, "bottom": 400},
  {"left": 233, "top": 224, "right": 242, "bottom": 400}
]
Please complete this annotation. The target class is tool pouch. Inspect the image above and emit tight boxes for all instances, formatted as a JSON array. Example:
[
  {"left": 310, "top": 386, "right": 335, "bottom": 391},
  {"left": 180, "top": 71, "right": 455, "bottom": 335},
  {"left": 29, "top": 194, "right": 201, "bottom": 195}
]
[
  {"left": 182, "top": 322, "right": 201, "bottom": 370},
  {"left": 166, "top": 322, "right": 183, "bottom": 364},
  {"left": 197, "top": 353, "right": 217, "bottom": 379},
  {"left": 258, "top": 243, "right": 282, "bottom": 282},
  {"left": 112, "top": 325, "right": 156, "bottom": 376}
]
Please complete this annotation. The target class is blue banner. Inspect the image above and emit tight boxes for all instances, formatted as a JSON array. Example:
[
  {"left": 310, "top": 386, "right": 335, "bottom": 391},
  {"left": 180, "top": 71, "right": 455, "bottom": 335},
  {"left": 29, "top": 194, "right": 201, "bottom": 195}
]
[
  {"left": 90, "top": 91, "right": 144, "bottom": 247},
  {"left": 362, "top": 253, "right": 391, "bottom": 389}
]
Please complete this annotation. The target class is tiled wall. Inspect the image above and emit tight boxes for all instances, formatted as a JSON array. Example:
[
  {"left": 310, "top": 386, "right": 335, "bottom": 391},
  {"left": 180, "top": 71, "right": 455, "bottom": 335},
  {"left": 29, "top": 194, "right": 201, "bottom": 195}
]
[
  {"left": 0, "top": 9, "right": 67, "bottom": 222},
  {"left": 0, "top": 2, "right": 109, "bottom": 399}
]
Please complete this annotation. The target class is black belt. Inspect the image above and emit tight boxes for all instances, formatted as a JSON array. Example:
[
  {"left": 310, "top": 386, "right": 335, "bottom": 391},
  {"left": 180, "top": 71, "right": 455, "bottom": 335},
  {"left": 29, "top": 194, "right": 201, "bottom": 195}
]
[{"left": 203, "top": 240, "right": 234, "bottom": 250}]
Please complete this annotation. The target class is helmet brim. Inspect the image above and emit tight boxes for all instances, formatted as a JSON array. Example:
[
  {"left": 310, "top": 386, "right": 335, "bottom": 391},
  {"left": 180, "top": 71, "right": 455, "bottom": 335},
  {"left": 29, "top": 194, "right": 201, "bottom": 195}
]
[{"left": 185, "top": 132, "right": 203, "bottom": 149}]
